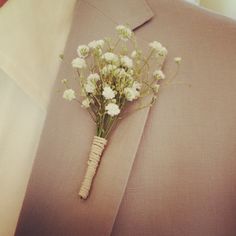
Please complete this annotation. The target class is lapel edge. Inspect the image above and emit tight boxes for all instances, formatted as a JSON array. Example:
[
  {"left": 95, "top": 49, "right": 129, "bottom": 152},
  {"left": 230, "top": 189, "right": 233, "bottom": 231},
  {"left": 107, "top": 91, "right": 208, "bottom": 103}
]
[{"left": 82, "top": 0, "right": 154, "bottom": 30}]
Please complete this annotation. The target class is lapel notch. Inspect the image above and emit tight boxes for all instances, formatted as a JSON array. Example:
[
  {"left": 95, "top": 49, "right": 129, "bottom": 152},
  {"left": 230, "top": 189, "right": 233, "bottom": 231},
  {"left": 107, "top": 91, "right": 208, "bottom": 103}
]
[{"left": 84, "top": 0, "right": 154, "bottom": 30}]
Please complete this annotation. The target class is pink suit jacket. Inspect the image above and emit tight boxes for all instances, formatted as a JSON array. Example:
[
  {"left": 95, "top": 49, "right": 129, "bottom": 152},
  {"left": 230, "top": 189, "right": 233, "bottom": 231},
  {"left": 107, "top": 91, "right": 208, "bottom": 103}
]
[{"left": 16, "top": 0, "right": 236, "bottom": 235}]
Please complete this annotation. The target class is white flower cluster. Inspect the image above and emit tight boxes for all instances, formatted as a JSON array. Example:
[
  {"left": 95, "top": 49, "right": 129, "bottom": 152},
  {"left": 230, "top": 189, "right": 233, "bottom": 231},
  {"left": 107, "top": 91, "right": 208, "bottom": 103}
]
[
  {"left": 149, "top": 41, "right": 168, "bottom": 57},
  {"left": 116, "top": 25, "right": 132, "bottom": 41},
  {"left": 174, "top": 57, "right": 182, "bottom": 64},
  {"left": 62, "top": 24, "right": 181, "bottom": 138},
  {"left": 101, "top": 64, "right": 117, "bottom": 77},
  {"left": 77, "top": 45, "right": 89, "bottom": 58},
  {"left": 84, "top": 73, "right": 100, "bottom": 94},
  {"left": 153, "top": 70, "right": 165, "bottom": 80},
  {"left": 72, "top": 57, "right": 87, "bottom": 69},
  {"left": 88, "top": 40, "right": 104, "bottom": 49},
  {"left": 102, "top": 86, "right": 116, "bottom": 100},
  {"left": 102, "top": 52, "right": 119, "bottom": 64},
  {"left": 120, "top": 56, "right": 133, "bottom": 68},
  {"left": 124, "top": 81, "right": 141, "bottom": 101},
  {"left": 63, "top": 89, "right": 76, "bottom": 101},
  {"left": 71, "top": 39, "right": 105, "bottom": 70},
  {"left": 105, "top": 103, "right": 120, "bottom": 117}
]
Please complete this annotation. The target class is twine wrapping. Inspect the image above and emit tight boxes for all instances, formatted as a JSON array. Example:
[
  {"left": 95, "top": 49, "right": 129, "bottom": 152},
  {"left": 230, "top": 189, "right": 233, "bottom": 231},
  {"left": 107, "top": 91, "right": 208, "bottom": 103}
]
[{"left": 79, "top": 136, "right": 107, "bottom": 199}]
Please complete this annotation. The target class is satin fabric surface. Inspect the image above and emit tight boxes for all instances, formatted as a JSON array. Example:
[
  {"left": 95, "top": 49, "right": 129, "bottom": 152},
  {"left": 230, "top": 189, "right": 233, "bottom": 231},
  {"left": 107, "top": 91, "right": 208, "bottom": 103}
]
[{"left": 16, "top": 0, "right": 236, "bottom": 235}]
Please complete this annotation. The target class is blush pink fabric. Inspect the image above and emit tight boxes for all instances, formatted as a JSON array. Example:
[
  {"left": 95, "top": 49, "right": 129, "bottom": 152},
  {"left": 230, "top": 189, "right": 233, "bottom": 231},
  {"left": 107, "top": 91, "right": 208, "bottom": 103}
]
[{"left": 16, "top": 0, "right": 236, "bottom": 235}]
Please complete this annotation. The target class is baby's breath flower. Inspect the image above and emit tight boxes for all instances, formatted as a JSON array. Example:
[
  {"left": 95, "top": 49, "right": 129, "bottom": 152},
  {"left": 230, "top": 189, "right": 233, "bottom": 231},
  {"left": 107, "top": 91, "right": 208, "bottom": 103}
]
[
  {"left": 174, "top": 57, "right": 182, "bottom": 64},
  {"left": 114, "top": 68, "right": 128, "bottom": 79},
  {"left": 153, "top": 70, "right": 165, "bottom": 80},
  {"left": 124, "top": 81, "right": 141, "bottom": 102},
  {"left": 88, "top": 40, "right": 104, "bottom": 49},
  {"left": 97, "top": 40, "right": 105, "bottom": 47},
  {"left": 149, "top": 41, "right": 163, "bottom": 51},
  {"left": 116, "top": 25, "right": 132, "bottom": 41},
  {"left": 72, "top": 57, "right": 87, "bottom": 69},
  {"left": 132, "top": 81, "right": 142, "bottom": 90},
  {"left": 77, "top": 45, "right": 89, "bottom": 58},
  {"left": 85, "top": 82, "right": 96, "bottom": 94},
  {"left": 152, "top": 84, "right": 160, "bottom": 93},
  {"left": 158, "top": 47, "right": 168, "bottom": 57},
  {"left": 102, "top": 52, "right": 119, "bottom": 63},
  {"left": 124, "top": 81, "right": 142, "bottom": 101},
  {"left": 120, "top": 56, "right": 133, "bottom": 68},
  {"left": 131, "top": 50, "right": 137, "bottom": 58},
  {"left": 87, "top": 73, "right": 100, "bottom": 83},
  {"left": 101, "top": 64, "right": 117, "bottom": 76},
  {"left": 81, "top": 98, "right": 90, "bottom": 108},
  {"left": 63, "top": 89, "right": 76, "bottom": 101},
  {"left": 102, "top": 86, "right": 116, "bottom": 100},
  {"left": 105, "top": 103, "right": 120, "bottom": 117},
  {"left": 124, "top": 87, "right": 137, "bottom": 101},
  {"left": 149, "top": 41, "right": 168, "bottom": 57}
]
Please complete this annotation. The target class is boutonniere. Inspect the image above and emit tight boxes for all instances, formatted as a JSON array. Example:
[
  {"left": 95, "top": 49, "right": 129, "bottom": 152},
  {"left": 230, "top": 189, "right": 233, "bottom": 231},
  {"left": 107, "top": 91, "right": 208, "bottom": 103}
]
[{"left": 61, "top": 25, "right": 181, "bottom": 200}]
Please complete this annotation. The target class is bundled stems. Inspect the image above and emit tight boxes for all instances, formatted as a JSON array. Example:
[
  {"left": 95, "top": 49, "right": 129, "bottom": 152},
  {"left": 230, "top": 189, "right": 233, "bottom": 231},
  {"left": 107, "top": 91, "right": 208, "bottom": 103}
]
[{"left": 79, "top": 136, "right": 107, "bottom": 199}]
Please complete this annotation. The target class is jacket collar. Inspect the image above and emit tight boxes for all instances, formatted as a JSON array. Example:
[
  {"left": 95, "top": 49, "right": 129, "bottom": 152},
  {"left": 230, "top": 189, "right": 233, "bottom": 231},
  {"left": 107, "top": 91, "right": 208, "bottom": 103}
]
[{"left": 84, "top": 0, "right": 154, "bottom": 29}]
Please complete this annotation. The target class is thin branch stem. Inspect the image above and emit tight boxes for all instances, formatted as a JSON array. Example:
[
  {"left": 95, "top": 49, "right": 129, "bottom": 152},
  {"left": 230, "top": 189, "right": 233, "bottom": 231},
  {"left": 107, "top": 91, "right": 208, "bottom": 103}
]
[{"left": 75, "top": 99, "right": 96, "bottom": 123}]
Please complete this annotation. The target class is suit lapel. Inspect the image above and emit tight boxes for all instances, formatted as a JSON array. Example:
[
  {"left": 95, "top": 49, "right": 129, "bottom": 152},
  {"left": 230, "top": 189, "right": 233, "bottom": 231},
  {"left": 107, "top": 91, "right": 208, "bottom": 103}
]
[
  {"left": 16, "top": 1, "right": 154, "bottom": 235},
  {"left": 84, "top": 0, "right": 153, "bottom": 30}
]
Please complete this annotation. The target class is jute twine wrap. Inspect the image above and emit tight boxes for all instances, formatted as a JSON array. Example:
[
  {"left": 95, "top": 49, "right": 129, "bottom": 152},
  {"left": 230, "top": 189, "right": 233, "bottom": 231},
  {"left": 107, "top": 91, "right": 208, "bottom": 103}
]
[{"left": 79, "top": 136, "right": 107, "bottom": 199}]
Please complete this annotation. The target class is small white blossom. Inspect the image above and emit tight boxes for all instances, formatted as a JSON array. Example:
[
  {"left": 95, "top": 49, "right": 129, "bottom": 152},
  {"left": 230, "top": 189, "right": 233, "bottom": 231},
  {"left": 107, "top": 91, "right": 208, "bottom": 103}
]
[
  {"left": 88, "top": 39, "right": 104, "bottom": 49},
  {"left": 114, "top": 68, "right": 128, "bottom": 78},
  {"left": 101, "top": 64, "right": 117, "bottom": 76},
  {"left": 88, "top": 40, "right": 96, "bottom": 49},
  {"left": 149, "top": 41, "right": 168, "bottom": 57},
  {"left": 158, "top": 47, "right": 168, "bottom": 57},
  {"left": 63, "top": 89, "right": 76, "bottom": 101},
  {"left": 116, "top": 25, "right": 132, "bottom": 41},
  {"left": 97, "top": 40, "right": 105, "bottom": 48},
  {"left": 84, "top": 82, "right": 96, "bottom": 94},
  {"left": 153, "top": 70, "right": 165, "bottom": 80},
  {"left": 72, "top": 57, "right": 87, "bottom": 69},
  {"left": 149, "top": 41, "right": 163, "bottom": 51},
  {"left": 124, "top": 90, "right": 135, "bottom": 101},
  {"left": 132, "top": 81, "right": 142, "bottom": 90},
  {"left": 81, "top": 98, "right": 90, "bottom": 108},
  {"left": 120, "top": 56, "right": 133, "bottom": 68},
  {"left": 124, "top": 81, "right": 141, "bottom": 101},
  {"left": 124, "top": 88, "right": 137, "bottom": 101},
  {"left": 77, "top": 45, "right": 89, "bottom": 58},
  {"left": 152, "top": 84, "right": 160, "bottom": 93},
  {"left": 102, "top": 86, "right": 116, "bottom": 99},
  {"left": 174, "top": 57, "right": 182, "bottom": 64},
  {"left": 102, "top": 52, "right": 119, "bottom": 63},
  {"left": 131, "top": 50, "right": 137, "bottom": 58},
  {"left": 87, "top": 73, "right": 100, "bottom": 83},
  {"left": 105, "top": 103, "right": 120, "bottom": 117}
]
